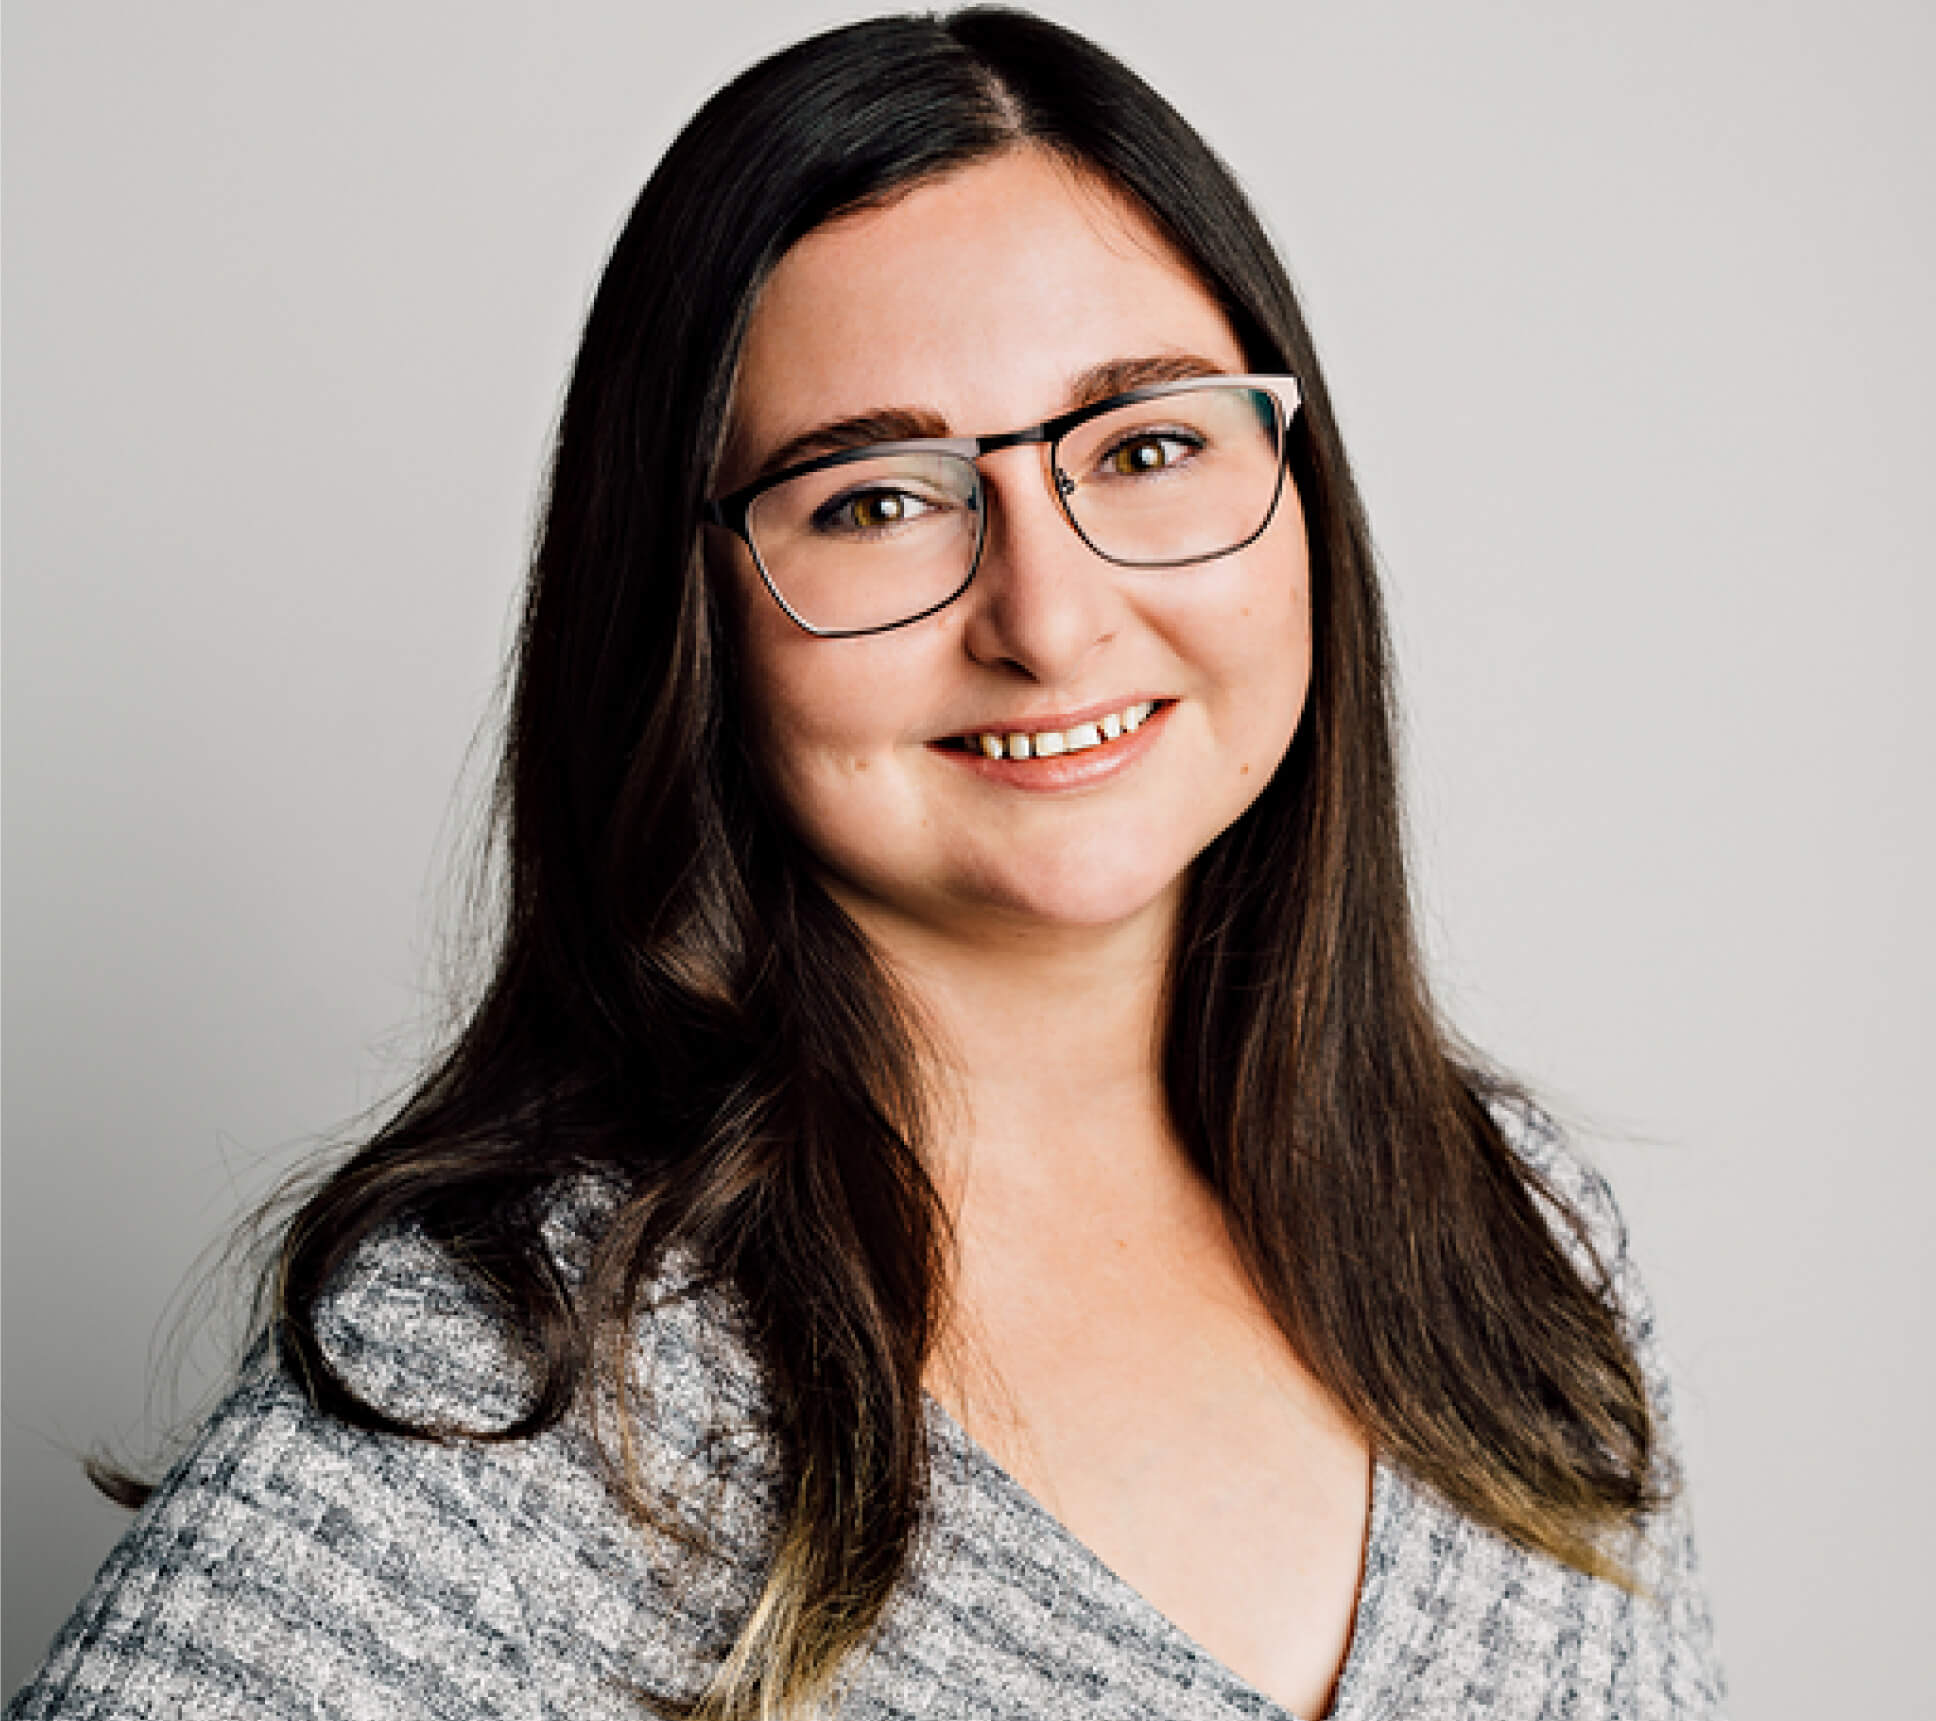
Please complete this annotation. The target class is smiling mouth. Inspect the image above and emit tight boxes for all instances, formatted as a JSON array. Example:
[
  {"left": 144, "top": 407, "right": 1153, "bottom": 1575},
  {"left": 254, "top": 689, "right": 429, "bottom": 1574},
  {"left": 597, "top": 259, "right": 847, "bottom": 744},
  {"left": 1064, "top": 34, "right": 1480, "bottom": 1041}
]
[{"left": 937, "top": 699, "right": 1166, "bottom": 761}]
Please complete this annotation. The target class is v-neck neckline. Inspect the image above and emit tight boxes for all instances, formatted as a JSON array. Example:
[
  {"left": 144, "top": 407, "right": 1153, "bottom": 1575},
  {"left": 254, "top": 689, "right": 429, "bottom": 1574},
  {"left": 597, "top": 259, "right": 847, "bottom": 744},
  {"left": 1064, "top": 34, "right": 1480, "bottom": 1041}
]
[{"left": 919, "top": 1390, "right": 1401, "bottom": 1721}]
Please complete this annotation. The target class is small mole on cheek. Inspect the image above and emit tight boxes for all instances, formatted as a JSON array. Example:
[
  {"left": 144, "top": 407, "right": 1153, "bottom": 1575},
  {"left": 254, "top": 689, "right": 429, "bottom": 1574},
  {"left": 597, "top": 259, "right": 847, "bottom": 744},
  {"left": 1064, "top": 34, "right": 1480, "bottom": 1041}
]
[
  {"left": 1240, "top": 763, "right": 1251, "bottom": 776},
  {"left": 851, "top": 757, "right": 869, "bottom": 773}
]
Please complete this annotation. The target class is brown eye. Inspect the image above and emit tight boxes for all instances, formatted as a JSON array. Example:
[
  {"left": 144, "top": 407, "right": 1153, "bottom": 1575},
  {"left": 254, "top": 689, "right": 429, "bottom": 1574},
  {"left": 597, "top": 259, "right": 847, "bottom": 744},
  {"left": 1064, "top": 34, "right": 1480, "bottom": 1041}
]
[
  {"left": 809, "top": 486, "right": 938, "bottom": 536},
  {"left": 1103, "top": 432, "right": 1198, "bottom": 478}
]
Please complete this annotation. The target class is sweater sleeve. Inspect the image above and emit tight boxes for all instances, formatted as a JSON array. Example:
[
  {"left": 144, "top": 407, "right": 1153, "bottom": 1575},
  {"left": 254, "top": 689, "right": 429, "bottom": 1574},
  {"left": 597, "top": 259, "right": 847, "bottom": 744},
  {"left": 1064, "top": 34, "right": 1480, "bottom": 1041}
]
[{"left": 5, "top": 1359, "right": 542, "bottom": 1721}]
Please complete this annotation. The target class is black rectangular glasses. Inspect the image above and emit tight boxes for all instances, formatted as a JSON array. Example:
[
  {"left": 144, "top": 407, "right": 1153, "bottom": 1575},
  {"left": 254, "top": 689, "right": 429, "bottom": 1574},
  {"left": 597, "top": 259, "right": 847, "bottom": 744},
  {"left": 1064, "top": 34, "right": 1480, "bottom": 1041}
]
[{"left": 703, "top": 374, "right": 1302, "bottom": 638}]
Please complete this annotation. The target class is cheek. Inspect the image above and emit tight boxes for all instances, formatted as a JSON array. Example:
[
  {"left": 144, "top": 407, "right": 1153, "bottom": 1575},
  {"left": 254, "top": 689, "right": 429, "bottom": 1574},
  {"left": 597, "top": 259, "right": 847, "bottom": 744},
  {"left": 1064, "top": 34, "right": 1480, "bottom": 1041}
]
[
  {"left": 746, "top": 642, "right": 922, "bottom": 768},
  {"left": 1247, "top": 514, "right": 1316, "bottom": 742},
  {"left": 740, "top": 655, "right": 868, "bottom": 842},
  {"left": 729, "top": 541, "right": 869, "bottom": 773},
  {"left": 1260, "top": 581, "right": 1315, "bottom": 747},
  {"left": 1224, "top": 629, "right": 1311, "bottom": 820},
  {"left": 1188, "top": 536, "right": 1314, "bottom": 773},
  {"left": 735, "top": 601, "right": 955, "bottom": 850}
]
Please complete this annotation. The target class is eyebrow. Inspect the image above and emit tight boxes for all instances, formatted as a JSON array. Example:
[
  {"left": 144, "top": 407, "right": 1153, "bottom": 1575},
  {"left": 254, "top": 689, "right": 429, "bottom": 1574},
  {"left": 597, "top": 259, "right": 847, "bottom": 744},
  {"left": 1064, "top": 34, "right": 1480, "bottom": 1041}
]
[
  {"left": 747, "top": 351, "right": 1232, "bottom": 482},
  {"left": 1065, "top": 351, "right": 1228, "bottom": 408},
  {"left": 752, "top": 409, "right": 951, "bottom": 483}
]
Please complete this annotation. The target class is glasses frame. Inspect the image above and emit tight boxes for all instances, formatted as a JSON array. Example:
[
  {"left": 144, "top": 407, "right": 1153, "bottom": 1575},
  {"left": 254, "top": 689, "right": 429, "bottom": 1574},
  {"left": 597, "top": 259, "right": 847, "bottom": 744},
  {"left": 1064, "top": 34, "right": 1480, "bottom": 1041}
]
[{"left": 702, "top": 372, "right": 1303, "bottom": 639}]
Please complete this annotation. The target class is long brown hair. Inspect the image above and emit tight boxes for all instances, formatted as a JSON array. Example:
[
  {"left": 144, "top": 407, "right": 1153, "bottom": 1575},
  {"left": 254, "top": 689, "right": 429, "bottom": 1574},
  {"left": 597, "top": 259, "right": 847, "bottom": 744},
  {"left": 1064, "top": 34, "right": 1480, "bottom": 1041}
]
[{"left": 124, "top": 10, "right": 1662, "bottom": 1717}]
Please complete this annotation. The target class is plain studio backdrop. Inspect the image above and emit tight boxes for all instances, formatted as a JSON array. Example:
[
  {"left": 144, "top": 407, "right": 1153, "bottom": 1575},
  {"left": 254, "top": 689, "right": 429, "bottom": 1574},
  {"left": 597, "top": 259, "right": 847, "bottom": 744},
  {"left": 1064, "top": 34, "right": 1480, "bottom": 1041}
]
[{"left": 4, "top": 1, "right": 1930, "bottom": 1711}]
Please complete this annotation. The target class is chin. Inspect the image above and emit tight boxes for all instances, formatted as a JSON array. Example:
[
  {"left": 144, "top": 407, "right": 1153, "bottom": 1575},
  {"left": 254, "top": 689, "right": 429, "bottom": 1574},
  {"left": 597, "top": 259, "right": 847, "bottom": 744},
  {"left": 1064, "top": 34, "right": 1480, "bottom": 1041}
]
[{"left": 955, "top": 849, "right": 1192, "bottom": 935}]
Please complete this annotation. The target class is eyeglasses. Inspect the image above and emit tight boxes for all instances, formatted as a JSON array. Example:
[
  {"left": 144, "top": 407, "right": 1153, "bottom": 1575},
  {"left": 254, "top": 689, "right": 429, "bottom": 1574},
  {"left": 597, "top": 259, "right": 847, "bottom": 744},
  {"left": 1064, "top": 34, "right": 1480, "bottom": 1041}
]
[{"left": 703, "top": 374, "right": 1302, "bottom": 638}]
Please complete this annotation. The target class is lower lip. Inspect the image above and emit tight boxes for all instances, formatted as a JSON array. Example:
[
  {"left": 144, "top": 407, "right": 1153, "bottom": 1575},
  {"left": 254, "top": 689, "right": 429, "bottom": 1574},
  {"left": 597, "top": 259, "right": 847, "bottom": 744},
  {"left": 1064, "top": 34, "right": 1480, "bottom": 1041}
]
[{"left": 928, "top": 702, "right": 1174, "bottom": 791}]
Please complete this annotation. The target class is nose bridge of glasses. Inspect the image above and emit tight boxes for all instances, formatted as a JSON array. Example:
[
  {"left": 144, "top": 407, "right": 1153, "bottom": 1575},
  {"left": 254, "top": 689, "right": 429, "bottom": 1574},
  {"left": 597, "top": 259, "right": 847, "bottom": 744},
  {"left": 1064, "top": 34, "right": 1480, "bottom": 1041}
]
[
  {"left": 969, "top": 424, "right": 1082, "bottom": 525},
  {"left": 972, "top": 422, "right": 1054, "bottom": 459}
]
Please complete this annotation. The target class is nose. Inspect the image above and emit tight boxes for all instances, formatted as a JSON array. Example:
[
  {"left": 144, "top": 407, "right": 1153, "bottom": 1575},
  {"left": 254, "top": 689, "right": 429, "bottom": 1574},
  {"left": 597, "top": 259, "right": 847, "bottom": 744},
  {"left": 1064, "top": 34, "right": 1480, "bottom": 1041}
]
[{"left": 956, "top": 446, "right": 1117, "bottom": 681}]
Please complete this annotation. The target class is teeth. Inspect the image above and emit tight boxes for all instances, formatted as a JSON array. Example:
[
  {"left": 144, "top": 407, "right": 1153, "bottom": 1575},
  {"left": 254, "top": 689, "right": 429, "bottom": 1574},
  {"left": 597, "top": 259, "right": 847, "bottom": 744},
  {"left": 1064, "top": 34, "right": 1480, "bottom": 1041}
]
[{"left": 966, "top": 701, "right": 1159, "bottom": 761}]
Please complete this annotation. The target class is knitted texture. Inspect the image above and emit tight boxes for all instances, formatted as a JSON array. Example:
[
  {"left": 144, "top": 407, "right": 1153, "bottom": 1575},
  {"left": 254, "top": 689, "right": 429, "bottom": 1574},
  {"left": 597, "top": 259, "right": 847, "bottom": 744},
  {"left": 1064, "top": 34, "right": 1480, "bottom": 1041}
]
[{"left": 9, "top": 1103, "right": 1726, "bottom": 1718}]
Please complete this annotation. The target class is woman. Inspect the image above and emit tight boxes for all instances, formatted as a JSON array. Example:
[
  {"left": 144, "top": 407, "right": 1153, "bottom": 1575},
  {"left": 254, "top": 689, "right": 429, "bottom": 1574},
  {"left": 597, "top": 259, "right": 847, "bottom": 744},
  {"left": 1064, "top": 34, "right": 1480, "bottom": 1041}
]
[{"left": 10, "top": 10, "right": 1725, "bottom": 1719}]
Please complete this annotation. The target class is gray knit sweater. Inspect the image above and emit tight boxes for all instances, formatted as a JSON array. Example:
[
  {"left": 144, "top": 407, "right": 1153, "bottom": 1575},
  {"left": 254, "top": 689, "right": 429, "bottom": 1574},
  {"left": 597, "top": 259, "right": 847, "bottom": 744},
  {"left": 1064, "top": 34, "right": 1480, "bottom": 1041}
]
[{"left": 9, "top": 1103, "right": 1726, "bottom": 1718}]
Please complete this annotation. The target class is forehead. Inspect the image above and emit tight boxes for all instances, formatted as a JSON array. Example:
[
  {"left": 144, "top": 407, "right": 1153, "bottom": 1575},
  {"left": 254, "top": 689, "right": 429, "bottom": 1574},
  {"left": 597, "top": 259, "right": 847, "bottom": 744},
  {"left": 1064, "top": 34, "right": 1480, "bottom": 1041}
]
[{"left": 727, "top": 149, "right": 1246, "bottom": 466}]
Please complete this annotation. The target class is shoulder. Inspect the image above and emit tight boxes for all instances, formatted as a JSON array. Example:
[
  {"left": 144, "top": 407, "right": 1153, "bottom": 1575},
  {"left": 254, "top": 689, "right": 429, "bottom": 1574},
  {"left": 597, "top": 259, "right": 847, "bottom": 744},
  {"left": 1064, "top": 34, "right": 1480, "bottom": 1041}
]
[
  {"left": 1481, "top": 1084, "right": 1633, "bottom": 1290},
  {"left": 307, "top": 1212, "right": 537, "bottom": 1430},
  {"left": 1480, "top": 1085, "right": 1692, "bottom": 1517},
  {"left": 1423, "top": 1090, "right": 1729, "bottom": 1712},
  {"left": 10, "top": 1342, "right": 545, "bottom": 1718},
  {"left": 11, "top": 1185, "right": 780, "bottom": 1719},
  {"left": 1480, "top": 1086, "right": 1675, "bottom": 1436},
  {"left": 309, "top": 1175, "right": 767, "bottom": 1440}
]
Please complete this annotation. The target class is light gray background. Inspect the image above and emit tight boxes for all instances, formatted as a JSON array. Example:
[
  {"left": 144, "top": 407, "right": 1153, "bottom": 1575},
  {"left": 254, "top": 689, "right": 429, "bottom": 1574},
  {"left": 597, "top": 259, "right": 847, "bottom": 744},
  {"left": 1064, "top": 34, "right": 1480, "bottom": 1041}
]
[{"left": 5, "top": 1, "right": 1930, "bottom": 1711}]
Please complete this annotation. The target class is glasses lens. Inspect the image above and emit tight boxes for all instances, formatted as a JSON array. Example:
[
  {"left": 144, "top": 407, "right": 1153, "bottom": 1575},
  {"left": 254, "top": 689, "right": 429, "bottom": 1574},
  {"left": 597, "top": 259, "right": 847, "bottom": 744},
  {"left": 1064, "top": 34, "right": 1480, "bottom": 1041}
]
[
  {"left": 1056, "top": 385, "right": 1286, "bottom": 566},
  {"left": 746, "top": 451, "right": 981, "bottom": 635}
]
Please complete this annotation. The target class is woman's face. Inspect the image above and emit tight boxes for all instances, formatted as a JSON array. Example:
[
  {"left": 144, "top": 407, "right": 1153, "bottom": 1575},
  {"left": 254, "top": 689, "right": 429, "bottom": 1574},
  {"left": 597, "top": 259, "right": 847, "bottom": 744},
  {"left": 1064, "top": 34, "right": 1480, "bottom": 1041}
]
[{"left": 716, "top": 149, "right": 1311, "bottom": 951}]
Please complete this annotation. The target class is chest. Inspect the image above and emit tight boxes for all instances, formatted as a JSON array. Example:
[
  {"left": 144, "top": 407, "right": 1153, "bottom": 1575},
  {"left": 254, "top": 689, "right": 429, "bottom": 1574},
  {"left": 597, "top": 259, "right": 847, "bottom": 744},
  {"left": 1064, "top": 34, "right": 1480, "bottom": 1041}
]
[{"left": 926, "top": 1221, "right": 1372, "bottom": 1720}]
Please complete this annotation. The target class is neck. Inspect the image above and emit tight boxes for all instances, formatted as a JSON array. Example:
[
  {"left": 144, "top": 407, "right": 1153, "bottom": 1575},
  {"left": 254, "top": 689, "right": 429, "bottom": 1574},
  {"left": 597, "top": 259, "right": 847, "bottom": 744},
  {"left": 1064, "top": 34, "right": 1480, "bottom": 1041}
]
[
  {"left": 828, "top": 878, "right": 1246, "bottom": 1434},
  {"left": 829, "top": 880, "right": 1202, "bottom": 1222}
]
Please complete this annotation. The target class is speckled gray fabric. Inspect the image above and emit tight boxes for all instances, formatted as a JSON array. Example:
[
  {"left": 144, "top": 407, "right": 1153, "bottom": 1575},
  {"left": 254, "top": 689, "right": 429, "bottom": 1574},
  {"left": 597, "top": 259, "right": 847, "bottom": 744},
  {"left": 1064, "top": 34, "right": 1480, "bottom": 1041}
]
[{"left": 9, "top": 1102, "right": 1725, "bottom": 1718}]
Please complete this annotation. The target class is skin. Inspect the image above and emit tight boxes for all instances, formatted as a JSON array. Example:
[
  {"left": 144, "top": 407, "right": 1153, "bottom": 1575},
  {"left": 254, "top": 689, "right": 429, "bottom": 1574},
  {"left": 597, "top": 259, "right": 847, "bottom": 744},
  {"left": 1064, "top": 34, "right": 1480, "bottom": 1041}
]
[{"left": 714, "top": 148, "right": 1368, "bottom": 1719}]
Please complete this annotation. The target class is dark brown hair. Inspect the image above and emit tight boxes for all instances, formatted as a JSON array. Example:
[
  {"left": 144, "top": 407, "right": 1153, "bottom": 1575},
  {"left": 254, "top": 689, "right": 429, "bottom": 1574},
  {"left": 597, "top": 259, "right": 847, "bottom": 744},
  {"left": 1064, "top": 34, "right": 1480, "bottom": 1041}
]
[{"left": 116, "top": 10, "right": 1661, "bottom": 1718}]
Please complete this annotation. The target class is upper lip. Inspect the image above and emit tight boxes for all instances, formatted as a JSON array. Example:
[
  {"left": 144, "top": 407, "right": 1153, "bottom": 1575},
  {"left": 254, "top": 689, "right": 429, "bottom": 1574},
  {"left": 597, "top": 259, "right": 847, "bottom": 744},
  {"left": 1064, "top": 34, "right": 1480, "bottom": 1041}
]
[{"left": 935, "top": 695, "right": 1168, "bottom": 741}]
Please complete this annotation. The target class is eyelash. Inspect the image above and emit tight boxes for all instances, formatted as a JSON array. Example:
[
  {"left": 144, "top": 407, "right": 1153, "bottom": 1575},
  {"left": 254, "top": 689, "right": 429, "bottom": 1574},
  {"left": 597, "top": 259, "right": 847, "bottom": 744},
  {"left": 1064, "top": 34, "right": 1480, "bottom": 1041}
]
[
  {"left": 810, "top": 485, "right": 949, "bottom": 535},
  {"left": 1090, "top": 427, "right": 1206, "bottom": 480}
]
